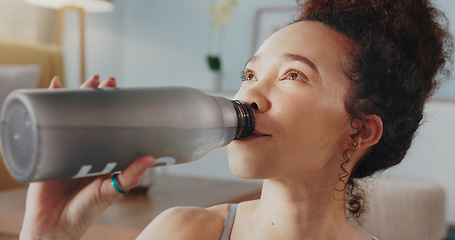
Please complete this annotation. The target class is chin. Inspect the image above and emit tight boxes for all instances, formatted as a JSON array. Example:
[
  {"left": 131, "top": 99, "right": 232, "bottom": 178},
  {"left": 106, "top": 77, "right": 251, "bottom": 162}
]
[
  {"left": 230, "top": 166, "right": 260, "bottom": 180},
  {"left": 227, "top": 146, "right": 270, "bottom": 180}
]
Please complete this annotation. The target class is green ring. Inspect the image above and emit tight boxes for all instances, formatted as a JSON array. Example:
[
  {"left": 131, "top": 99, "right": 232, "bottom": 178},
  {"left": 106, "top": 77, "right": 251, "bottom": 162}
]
[{"left": 111, "top": 174, "right": 126, "bottom": 194}]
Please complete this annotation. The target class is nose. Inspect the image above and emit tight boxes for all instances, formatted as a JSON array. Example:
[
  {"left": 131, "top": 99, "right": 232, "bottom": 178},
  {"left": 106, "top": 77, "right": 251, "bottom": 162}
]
[{"left": 234, "top": 83, "right": 271, "bottom": 113}]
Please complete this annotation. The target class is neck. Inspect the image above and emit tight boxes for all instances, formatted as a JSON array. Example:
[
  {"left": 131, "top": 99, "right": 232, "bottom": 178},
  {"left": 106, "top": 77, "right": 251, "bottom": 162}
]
[{"left": 247, "top": 175, "right": 350, "bottom": 239}]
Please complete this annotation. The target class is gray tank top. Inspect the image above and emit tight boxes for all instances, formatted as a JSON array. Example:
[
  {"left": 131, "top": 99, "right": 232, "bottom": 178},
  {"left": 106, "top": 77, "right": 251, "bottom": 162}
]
[{"left": 219, "top": 204, "right": 379, "bottom": 240}]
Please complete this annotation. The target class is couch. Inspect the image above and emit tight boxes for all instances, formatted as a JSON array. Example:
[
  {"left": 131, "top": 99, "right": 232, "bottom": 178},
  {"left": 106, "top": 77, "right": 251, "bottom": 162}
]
[
  {"left": 0, "top": 39, "right": 64, "bottom": 190},
  {"left": 359, "top": 174, "right": 447, "bottom": 240}
]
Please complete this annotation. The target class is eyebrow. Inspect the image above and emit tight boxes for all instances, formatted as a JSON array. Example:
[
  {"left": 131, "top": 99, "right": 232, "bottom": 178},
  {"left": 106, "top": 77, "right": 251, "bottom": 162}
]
[
  {"left": 244, "top": 55, "right": 259, "bottom": 68},
  {"left": 282, "top": 53, "right": 319, "bottom": 73},
  {"left": 245, "top": 53, "right": 319, "bottom": 74}
]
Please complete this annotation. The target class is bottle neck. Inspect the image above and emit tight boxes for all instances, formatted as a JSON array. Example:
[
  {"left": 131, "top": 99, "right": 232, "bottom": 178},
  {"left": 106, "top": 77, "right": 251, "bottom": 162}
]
[{"left": 231, "top": 100, "right": 255, "bottom": 140}]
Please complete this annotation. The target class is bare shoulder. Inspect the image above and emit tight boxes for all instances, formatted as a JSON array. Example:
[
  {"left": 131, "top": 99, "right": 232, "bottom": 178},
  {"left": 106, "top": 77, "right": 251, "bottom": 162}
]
[{"left": 136, "top": 204, "right": 230, "bottom": 240}]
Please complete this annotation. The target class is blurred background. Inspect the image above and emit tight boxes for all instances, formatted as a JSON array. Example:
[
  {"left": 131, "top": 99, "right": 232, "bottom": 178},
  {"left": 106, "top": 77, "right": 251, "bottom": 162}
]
[{"left": 0, "top": 0, "right": 454, "bottom": 232}]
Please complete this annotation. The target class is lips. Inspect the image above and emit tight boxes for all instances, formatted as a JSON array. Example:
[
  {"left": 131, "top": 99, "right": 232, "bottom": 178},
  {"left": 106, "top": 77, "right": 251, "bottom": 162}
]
[
  {"left": 252, "top": 130, "right": 270, "bottom": 136},
  {"left": 237, "top": 130, "right": 271, "bottom": 141}
]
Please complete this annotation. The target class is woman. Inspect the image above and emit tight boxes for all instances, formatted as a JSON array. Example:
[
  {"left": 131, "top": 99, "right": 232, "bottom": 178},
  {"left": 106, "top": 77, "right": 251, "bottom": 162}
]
[{"left": 20, "top": 0, "right": 452, "bottom": 239}]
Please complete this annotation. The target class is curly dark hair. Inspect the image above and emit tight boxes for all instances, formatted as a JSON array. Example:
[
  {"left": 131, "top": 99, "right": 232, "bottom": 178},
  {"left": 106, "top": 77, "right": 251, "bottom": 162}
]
[{"left": 297, "top": 0, "right": 453, "bottom": 218}]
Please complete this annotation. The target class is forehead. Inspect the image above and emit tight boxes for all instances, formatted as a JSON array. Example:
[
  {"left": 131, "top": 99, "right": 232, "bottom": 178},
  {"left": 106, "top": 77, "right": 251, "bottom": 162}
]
[{"left": 254, "top": 21, "right": 354, "bottom": 67}]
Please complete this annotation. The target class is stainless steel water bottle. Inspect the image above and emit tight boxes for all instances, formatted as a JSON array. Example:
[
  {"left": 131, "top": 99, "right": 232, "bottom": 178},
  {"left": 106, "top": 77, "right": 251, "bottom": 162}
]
[{"left": 0, "top": 86, "right": 254, "bottom": 183}]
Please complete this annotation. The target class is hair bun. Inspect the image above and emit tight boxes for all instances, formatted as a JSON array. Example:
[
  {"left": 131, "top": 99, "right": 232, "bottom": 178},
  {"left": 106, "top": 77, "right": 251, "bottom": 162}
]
[{"left": 301, "top": 0, "right": 452, "bottom": 97}]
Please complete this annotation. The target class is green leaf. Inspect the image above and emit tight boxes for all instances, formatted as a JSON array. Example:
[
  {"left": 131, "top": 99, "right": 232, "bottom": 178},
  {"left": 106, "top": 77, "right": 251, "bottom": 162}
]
[{"left": 207, "top": 55, "right": 221, "bottom": 71}]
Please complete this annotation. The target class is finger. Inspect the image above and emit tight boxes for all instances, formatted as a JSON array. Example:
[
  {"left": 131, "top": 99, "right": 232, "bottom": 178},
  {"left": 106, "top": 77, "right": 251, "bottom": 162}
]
[
  {"left": 117, "top": 156, "right": 156, "bottom": 191},
  {"left": 103, "top": 156, "right": 156, "bottom": 197},
  {"left": 98, "top": 77, "right": 117, "bottom": 88},
  {"left": 79, "top": 74, "right": 100, "bottom": 89},
  {"left": 49, "top": 76, "right": 62, "bottom": 89}
]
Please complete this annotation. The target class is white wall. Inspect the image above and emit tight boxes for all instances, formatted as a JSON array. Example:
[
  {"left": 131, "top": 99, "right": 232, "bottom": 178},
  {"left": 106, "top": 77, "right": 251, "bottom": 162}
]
[
  {"left": 119, "top": 0, "right": 297, "bottom": 90},
  {"left": 62, "top": 0, "right": 297, "bottom": 89},
  {"left": 62, "top": 1, "right": 126, "bottom": 88},
  {"left": 434, "top": 0, "right": 455, "bottom": 99}
]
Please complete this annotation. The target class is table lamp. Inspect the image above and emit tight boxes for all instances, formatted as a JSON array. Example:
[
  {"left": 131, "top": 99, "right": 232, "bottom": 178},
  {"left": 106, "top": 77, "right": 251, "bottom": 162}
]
[{"left": 25, "top": 0, "right": 115, "bottom": 84}]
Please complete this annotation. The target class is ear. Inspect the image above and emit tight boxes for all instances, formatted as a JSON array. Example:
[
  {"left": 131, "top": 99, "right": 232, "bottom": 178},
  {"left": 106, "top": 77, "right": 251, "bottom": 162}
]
[{"left": 355, "top": 114, "right": 383, "bottom": 149}]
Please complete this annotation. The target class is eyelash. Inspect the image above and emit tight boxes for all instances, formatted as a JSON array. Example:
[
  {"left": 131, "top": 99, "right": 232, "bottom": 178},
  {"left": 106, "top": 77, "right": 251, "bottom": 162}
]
[
  {"left": 281, "top": 68, "right": 308, "bottom": 82},
  {"left": 240, "top": 68, "right": 308, "bottom": 82},
  {"left": 240, "top": 69, "right": 256, "bottom": 82},
  {"left": 240, "top": 70, "right": 245, "bottom": 81}
]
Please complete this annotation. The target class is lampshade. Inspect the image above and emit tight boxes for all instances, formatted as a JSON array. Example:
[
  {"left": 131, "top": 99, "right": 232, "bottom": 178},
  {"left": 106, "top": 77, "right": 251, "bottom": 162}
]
[{"left": 25, "top": 0, "right": 114, "bottom": 12}]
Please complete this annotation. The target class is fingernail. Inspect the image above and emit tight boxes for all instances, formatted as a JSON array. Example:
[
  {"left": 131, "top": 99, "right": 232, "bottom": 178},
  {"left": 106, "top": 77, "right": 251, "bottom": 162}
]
[
  {"left": 143, "top": 156, "right": 156, "bottom": 168},
  {"left": 90, "top": 74, "right": 100, "bottom": 82},
  {"left": 50, "top": 76, "right": 61, "bottom": 88}
]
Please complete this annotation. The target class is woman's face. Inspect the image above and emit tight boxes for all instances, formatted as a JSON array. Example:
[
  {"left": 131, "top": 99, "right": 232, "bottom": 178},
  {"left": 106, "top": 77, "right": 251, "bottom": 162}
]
[{"left": 228, "top": 21, "right": 357, "bottom": 180}]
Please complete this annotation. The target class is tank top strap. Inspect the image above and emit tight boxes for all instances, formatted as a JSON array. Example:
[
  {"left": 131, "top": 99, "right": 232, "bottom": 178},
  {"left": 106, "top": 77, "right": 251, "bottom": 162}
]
[{"left": 219, "top": 203, "right": 238, "bottom": 240}]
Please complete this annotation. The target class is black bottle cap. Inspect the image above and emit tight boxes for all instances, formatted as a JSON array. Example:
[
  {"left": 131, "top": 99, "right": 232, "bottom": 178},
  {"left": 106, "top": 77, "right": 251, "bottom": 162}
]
[{"left": 231, "top": 100, "right": 255, "bottom": 140}]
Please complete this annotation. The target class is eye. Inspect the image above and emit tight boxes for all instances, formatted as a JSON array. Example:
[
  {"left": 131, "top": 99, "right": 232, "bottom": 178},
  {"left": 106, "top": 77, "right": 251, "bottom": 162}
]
[
  {"left": 282, "top": 69, "right": 308, "bottom": 82},
  {"left": 241, "top": 69, "right": 257, "bottom": 81}
]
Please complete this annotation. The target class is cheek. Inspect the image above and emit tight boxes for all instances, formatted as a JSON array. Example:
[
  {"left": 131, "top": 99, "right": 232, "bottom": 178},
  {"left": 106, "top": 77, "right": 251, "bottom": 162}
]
[
  {"left": 314, "top": 103, "right": 352, "bottom": 151},
  {"left": 280, "top": 96, "right": 351, "bottom": 151}
]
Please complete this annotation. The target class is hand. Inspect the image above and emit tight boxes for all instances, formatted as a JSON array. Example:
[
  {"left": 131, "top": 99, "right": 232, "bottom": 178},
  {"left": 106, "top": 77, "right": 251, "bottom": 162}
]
[{"left": 20, "top": 75, "right": 156, "bottom": 240}]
